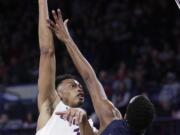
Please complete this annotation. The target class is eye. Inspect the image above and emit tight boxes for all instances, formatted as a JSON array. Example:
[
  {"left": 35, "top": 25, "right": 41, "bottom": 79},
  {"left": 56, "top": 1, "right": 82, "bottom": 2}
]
[
  {"left": 79, "top": 84, "right": 82, "bottom": 89},
  {"left": 71, "top": 83, "right": 76, "bottom": 88}
]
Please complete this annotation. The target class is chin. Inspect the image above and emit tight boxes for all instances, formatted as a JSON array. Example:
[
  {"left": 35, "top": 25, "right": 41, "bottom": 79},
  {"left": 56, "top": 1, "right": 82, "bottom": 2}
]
[
  {"left": 75, "top": 100, "right": 84, "bottom": 107},
  {"left": 79, "top": 100, "right": 84, "bottom": 105},
  {"left": 70, "top": 102, "right": 81, "bottom": 107}
]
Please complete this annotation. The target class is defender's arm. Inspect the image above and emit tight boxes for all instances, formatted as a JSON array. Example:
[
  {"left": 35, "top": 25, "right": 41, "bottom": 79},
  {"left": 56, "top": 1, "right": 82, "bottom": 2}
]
[{"left": 47, "top": 10, "right": 122, "bottom": 129}]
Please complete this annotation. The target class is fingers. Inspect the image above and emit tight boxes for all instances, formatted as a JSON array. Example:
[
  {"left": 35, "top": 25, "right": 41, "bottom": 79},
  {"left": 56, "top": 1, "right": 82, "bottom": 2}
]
[
  {"left": 68, "top": 109, "right": 74, "bottom": 126},
  {"left": 57, "top": 9, "right": 63, "bottom": 21},
  {"left": 47, "top": 19, "right": 56, "bottom": 32},
  {"left": 52, "top": 9, "right": 63, "bottom": 24},
  {"left": 78, "top": 111, "right": 84, "bottom": 124},
  {"left": 55, "top": 110, "right": 69, "bottom": 120},
  {"left": 47, "top": 9, "right": 61, "bottom": 32},
  {"left": 62, "top": 109, "right": 70, "bottom": 121},
  {"left": 55, "top": 111, "right": 65, "bottom": 115},
  {"left": 47, "top": 9, "right": 70, "bottom": 34},
  {"left": 51, "top": 9, "right": 69, "bottom": 27},
  {"left": 56, "top": 109, "right": 75, "bottom": 126},
  {"left": 77, "top": 111, "right": 82, "bottom": 124},
  {"left": 63, "top": 19, "right": 69, "bottom": 33},
  {"left": 56, "top": 108, "right": 85, "bottom": 126},
  {"left": 47, "top": 19, "right": 55, "bottom": 26},
  {"left": 52, "top": 10, "right": 59, "bottom": 22},
  {"left": 55, "top": 111, "right": 66, "bottom": 119},
  {"left": 64, "top": 19, "right": 69, "bottom": 27},
  {"left": 73, "top": 110, "right": 80, "bottom": 125}
]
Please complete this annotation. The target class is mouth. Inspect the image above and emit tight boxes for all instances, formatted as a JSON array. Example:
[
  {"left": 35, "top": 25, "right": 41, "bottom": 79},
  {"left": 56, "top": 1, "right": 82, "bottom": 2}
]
[{"left": 77, "top": 92, "right": 84, "bottom": 100}]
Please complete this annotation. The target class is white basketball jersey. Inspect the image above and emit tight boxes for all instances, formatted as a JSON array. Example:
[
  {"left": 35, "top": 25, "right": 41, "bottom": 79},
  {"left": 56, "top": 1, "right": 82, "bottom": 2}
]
[{"left": 36, "top": 101, "right": 95, "bottom": 135}]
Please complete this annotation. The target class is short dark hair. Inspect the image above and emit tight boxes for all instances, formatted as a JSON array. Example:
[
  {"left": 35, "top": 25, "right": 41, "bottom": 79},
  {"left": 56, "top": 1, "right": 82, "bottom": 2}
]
[
  {"left": 55, "top": 74, "right": 78, "bottom": 89},
  {"left": 126, "top": 95, "right": 155, "bottom": 132}
]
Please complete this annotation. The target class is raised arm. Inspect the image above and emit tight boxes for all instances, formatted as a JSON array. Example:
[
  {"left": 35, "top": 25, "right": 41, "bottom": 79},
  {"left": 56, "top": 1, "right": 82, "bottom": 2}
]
[
  {"left": 38, "top": 0, "right": 57, "bottom": 112},
  {"left": 48, "top": 9, "right": 122, "bottom": 129}
]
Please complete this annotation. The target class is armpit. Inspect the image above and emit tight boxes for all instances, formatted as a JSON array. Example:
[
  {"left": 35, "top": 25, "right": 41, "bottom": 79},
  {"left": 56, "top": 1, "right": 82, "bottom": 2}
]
[{"left": 40, "top": 100, "right": 55, "bottom": 115}]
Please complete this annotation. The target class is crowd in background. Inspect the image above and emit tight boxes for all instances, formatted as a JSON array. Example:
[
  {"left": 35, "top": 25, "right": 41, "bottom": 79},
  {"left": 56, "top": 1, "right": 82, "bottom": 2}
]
[{"left": 0, "top": 0, "right": 180, "bottom": 132}]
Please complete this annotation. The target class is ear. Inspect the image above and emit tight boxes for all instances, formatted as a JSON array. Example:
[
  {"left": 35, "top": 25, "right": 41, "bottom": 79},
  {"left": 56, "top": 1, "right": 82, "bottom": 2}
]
[{"left": 57, "top": 89, "right": 63, "bottom": 100}]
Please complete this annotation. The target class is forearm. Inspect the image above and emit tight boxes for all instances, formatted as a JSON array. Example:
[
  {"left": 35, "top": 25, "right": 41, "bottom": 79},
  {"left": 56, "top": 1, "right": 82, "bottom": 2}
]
[
  {"left": 64, "top": 38, "right": 96, "bottom": 81},
  {"left": 64, "top": 38, "right": 107, "bottom": 100},
  {"left": 63, "top": 39, "right": 119, "bottom": 127},
  {"left": 38, "top": 0, "right": 54, "bottom": 50},
  {"left": 79, "top": 118, "right": 96, "bottom": 135}
]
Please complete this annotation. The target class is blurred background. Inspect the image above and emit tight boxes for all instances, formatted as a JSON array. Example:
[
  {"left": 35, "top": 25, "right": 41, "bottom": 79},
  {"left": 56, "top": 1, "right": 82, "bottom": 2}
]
[{"left": 0, "top": 0, "right": 180, "bottom": 134}]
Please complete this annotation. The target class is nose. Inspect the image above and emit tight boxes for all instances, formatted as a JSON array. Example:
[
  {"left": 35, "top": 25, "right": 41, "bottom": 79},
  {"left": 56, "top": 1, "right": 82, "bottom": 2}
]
[
  {"left": 76, "top": 88, "right": 83, "bottom": 95},
  {"left": 77, "top": 89, "right": 83, "bottom": 93}
]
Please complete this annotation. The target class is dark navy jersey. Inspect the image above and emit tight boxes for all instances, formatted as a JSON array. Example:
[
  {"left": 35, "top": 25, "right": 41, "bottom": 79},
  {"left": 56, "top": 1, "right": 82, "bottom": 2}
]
[{"left": 100, "top": 120, "right": 142, "bottom": 135}]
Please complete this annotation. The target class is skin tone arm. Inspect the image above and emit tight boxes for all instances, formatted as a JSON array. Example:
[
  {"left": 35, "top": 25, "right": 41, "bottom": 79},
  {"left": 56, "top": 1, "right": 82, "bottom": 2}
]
[
  {"left": 48, "top": 9, "right": 122, "bottom": 132},
  {"left": 37, "top": 0, "right": 59, "bottom": 130}
]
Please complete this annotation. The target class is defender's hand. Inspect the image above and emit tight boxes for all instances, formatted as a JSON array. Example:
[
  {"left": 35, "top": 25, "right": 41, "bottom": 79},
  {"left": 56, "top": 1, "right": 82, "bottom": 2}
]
[
  {"left": 47, "top": 9, "right": 71, "bottom": 42},
  {"left": 56, "top": 108, "right": 87, "bottom": 126}
]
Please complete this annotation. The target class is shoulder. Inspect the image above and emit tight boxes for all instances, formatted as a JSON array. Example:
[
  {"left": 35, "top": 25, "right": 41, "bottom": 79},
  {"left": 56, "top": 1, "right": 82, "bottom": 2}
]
[
  {"left": 101, "top": 120, "right": 130, "bottom": 135},
  {"left": 106, "top": 120, "right": 128, "bottom": 129},
  {"left": 101, "top": 100, "right": 122, "bottom": 121},
  {"left": 98, "top": 100, "right": 123, "bottom": 133}
]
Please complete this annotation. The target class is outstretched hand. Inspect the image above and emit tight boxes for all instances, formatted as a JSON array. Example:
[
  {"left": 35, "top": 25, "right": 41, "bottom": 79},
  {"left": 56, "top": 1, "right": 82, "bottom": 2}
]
[
  {"left": 56, "top": 108, "right": 87, "bottom": 126},
  {"left": 47, "top": 9, "right": 71, "bottom": 42}
]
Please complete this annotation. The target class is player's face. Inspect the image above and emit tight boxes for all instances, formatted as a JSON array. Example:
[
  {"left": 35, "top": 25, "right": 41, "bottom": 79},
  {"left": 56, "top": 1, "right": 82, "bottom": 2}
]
[{"left": 57, "top": 79, "right": 84, "bottom": 107}]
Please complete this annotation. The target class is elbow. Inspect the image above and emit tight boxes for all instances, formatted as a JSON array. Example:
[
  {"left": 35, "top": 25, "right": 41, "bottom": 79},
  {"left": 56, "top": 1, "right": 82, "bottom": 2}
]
[{"left": 40, "top": 47, "right": 55, "bottom": 57}]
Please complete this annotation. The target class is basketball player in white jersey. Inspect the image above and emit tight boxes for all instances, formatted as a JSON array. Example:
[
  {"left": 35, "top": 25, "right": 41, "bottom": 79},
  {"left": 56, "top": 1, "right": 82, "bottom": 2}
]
[{"left": 36, "top": 0, "right": 96, "bottom": 135}]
